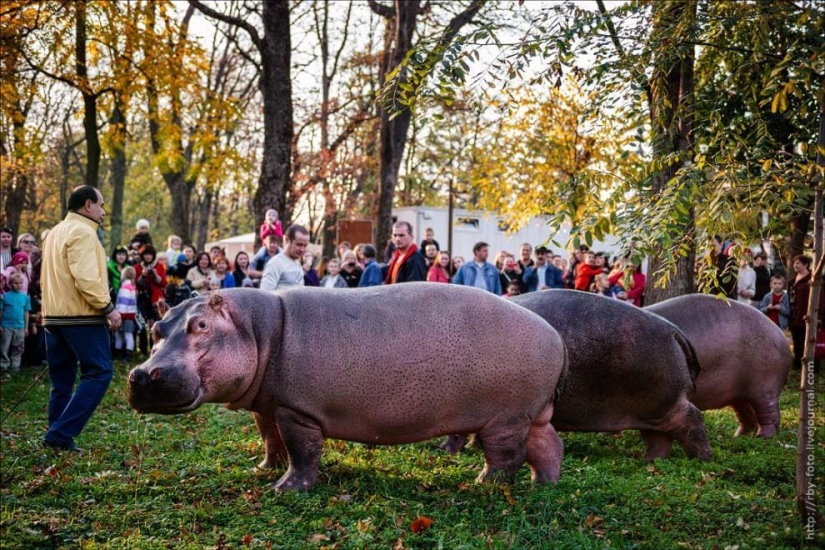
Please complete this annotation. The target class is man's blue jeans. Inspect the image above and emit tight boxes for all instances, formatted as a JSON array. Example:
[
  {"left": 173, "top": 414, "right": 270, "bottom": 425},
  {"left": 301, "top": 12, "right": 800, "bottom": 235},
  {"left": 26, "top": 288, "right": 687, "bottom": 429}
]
[{"left": 44, "top": 324, "right": 113, "bottom": 449}]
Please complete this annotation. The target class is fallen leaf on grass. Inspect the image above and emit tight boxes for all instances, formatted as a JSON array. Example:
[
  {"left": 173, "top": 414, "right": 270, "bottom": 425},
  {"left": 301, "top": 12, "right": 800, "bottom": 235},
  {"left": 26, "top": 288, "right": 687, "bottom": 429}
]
[
  {"left": 241, "top": 533, "right": 253, "bottom": 546},
  {"left": 307, "top": 533, "right": 329, "bottom": 543},
  {"left": 44, "top": 465, "right": 59, "bottom": 477},
  {"left": 502, "top": 485, "right": 516, "bottom": 505},
  {"left": 585, "top": 513, "right": 604, "bottom": 527},
  {"left": 409, "top": 516, "right": 433, "bottom": 534}
]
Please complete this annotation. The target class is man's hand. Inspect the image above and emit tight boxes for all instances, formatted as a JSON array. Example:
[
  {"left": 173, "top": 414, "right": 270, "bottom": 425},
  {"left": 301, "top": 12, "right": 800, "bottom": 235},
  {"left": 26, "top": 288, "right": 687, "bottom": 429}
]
[{"left": 106, "top": 309, "right": 122, "bottom": 332}]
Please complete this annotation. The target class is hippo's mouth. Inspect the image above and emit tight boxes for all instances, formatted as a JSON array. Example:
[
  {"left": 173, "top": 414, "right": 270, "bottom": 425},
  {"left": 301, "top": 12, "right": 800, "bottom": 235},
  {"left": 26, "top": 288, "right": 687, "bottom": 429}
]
[{"left": 134, "top": 386, "right": 205, "bottom": 415}]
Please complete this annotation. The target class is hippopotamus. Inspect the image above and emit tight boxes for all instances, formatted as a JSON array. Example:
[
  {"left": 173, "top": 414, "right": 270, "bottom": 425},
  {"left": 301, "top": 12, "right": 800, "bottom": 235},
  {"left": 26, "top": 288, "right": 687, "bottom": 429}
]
[
  {"left": 646, "top": 293, "right": 791, "bottom": 438},
  {"left": 444, "top": 290, "right": 711, "bottom": 461},
  {"left": 127, "top": 284, "right": 567, "bottom": 491}
]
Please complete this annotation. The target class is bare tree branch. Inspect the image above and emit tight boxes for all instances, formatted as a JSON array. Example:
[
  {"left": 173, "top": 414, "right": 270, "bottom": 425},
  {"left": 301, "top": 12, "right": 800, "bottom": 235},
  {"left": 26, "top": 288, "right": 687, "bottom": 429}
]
[
  {"left": 188, "top": 0, "right": 263, "bottom": 51},
  {"left": 367, "top": 0, "right": 394, "bottom": 19}
]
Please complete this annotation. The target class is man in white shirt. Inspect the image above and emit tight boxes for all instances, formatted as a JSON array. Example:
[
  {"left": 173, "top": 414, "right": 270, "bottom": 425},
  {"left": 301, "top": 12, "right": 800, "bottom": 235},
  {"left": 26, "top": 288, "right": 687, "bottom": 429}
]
[{"left": 260, "top": 225, "right": 309, "bottom": 292}]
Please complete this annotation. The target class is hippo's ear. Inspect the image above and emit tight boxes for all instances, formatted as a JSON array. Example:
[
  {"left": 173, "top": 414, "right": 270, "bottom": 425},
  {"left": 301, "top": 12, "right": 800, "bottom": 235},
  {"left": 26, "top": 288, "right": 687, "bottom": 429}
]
[{"left": 208, "top": 292, "right": 227, "bottom": 317}]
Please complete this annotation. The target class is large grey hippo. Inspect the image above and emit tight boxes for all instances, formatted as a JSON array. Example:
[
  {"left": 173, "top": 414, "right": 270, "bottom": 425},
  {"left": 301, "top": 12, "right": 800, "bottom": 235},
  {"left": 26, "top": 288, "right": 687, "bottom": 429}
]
[
  {"left": 647, "top": 293, "right": 791, "bottom": 438},
  {"left": 445, "top": 290, "right": 711, "bottom": 461},
  {"left": 127, "top": 284, "right": 567, "bottom": 491}
]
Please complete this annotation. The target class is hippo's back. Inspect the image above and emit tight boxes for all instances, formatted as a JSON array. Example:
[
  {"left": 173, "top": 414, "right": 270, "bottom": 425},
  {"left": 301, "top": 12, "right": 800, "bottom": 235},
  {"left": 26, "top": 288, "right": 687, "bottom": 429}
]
[
  {"left": 269, "top": 283, "right": 566, "bottom": 443},
  {"left": 647, "top": 294, "right": 791, "bottom": 408},
  {"left": 511, "top": 290, "right": 697, "bottom": 431}
]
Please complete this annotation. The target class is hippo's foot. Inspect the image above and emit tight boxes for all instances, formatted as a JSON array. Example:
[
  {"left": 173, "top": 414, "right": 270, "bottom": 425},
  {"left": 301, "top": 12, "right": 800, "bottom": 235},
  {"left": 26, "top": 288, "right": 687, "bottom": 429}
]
[
  {"left": 732, "top": 401, "right": 759, "bottom": 438},
  {"left": 525, "top": 422, "right": 563, "bottom": 484},
  {"left": 267, "top": 466, "right": 319, "bottom": 493},
  {"left": 476, "top": 465, "right": 517, "bottom": 484},
  {"left": 439, "top": 434, "right": 468, "bottom": 454},
  {"left": 476, "top": 428, "right": 528, "bottom": 484},
  {"left": 253, "top": 412, "right": 289, "bottom": 468},
  {"left": 640, "top": 430, "right": 673, "bottom": 461},
  {"left": 755, "top": 423, "right": 778, "bottom": 439}
]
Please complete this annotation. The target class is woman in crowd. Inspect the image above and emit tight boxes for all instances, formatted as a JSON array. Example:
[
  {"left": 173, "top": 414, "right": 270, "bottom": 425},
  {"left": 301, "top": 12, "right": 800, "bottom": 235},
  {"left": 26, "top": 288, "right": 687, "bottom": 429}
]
[
  {"left": 427, "top": 250, "right": 452, "bottom": 283},
  {"left": 134, "top": 244, "right": 167, "bottom": 322},
  {"left": 499, "top": 254, "right": 524, "bottom": 293},
  {"left": 451, "top": 256, "right": 465, "bottom": 282},
  {"left": 213, "top": 254, "right": 236, "bottom": 288},
  {"left": 302, "top": 251, "right": 320, "bottom": 287},
  {"left": 108, "top": 245, "right": 129, "bottom": 301},
  {"left": 232, "top": 251, "right": 252, "bottom": 287},
  {"left": 186, "top": 252, "right": 216, "bottom": 293},
  {"left": 607, "top": 258, "right": 646, "bottom": 306}
]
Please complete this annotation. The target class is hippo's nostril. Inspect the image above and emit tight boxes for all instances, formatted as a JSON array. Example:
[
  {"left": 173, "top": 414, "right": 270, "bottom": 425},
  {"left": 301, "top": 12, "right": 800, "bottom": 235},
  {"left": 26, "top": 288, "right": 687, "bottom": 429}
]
[
  {"left": 149, "top": 369, "right": 162, "bottom": 381},
  {"left": 129, "top": 369, "right": 147, "bottom": 385}
]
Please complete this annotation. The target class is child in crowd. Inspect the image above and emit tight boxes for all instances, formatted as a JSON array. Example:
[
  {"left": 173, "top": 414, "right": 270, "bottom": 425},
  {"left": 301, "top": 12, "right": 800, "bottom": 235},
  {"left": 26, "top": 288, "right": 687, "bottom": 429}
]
[
  {"left": 259, "top": 209, "right": 283, "bottom": 242},
  {"left": 115, "top": 266, "right": 138, "bottom": 361},
  {"left": 503, "top": 279, "right": 522, "bottom": 298},
  {"left": 0, "top": 272, "right": 31, "bottom": 372},
  {"left": 759, "top": 274, "right": 790, "bottom": 330},
  {"left": 165, "top": 235, "right": 182, "bottom": 268},
  {"left": 207, "top": 277, "right": 222, "bottom": 293},
  {"left": 3, "top": 252, "right": 30, "bottom": 293},
  {"left": 320, "top": 258, "right": 347, "bottom": 288},
  {"left": 593, "top": 273, "right": 625, "bottom": 299},
  {"left": 130, "top": 219, "right": 153, "bottom": 247}
]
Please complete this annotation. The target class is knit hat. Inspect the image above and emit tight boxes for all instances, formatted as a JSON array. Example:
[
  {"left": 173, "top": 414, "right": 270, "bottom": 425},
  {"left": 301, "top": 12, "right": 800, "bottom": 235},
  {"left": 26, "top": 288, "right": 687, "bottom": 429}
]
[
  {"left": 11, "top": 251, "right": 29, "bottom": 265},
  {"left": 177, "top": 253, "right": 187, "bottom": 264},
  {"left": 136, "top": 219, "right": 150, "bottom": 230}
]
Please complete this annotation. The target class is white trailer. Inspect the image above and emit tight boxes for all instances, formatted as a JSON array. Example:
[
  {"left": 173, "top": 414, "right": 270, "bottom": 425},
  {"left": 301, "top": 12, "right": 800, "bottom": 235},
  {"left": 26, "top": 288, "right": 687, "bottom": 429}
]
[{"left": 392, "top": 206, "right": 621, "bottom": 260}]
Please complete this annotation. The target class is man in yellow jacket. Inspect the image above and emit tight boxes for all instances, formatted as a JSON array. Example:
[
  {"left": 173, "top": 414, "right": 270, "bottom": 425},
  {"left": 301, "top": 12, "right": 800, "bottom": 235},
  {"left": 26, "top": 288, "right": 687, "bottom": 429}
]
[{"left": 41, "top": 185, "right": 121, "bottom": 453}]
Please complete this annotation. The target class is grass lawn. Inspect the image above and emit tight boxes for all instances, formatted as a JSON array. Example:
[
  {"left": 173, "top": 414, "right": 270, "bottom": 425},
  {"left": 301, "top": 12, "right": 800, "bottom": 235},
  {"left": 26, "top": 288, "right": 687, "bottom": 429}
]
[{"left": 1, "top": 361, "right": 822, "bottom": 549}]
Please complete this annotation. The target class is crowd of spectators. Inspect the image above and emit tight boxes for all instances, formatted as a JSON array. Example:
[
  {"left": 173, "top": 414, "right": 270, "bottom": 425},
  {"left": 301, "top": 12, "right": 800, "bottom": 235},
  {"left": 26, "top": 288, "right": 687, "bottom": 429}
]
[{"left": 0, "top": 220, "right": 819, "bottom": 371}]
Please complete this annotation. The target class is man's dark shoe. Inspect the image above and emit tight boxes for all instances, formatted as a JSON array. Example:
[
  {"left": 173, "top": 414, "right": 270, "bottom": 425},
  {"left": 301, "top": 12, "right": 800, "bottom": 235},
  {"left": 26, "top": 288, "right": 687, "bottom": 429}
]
[{"left": 43, "top": 440, "right": 83, "bottom": 455}]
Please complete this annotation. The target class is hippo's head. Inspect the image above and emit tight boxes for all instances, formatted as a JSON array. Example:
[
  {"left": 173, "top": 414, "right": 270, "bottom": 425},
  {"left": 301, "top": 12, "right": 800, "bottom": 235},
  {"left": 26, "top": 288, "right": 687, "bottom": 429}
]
[{"left": 127, "top": 290, "right": 275, "bottom": 415}]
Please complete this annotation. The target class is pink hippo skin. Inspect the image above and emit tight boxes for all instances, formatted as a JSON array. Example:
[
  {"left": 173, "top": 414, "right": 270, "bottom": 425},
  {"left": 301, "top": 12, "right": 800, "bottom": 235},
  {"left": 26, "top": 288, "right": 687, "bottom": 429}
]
[
  {"left": 647, "top": 294, "right": 791, "bottom": 438},
  {"left": 127, "top": 284, "right": 567, "bottom": 492},
  {"left": 444, "top": 290, "right": 712, "bottom": 461}
]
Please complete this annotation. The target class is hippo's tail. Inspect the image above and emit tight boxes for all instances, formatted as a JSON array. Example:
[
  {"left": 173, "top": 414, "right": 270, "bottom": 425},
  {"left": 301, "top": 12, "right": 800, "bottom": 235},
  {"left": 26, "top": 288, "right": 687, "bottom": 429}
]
[
  {"left": 554, "top": 339, "right": 571, "bottom": 405},
  {"left": 674, "top": 330, "right": 701, "bottom": 387}
]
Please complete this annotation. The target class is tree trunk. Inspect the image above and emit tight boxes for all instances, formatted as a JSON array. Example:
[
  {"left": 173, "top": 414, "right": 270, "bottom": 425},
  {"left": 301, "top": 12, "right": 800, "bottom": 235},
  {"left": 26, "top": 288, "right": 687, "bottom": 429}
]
[
  {"left": 374, "top": 0, "right": 419, "bottom": 252},
  {"left": 1, "top": 120, "right": 29, "bottom": 234},
  {"left": 253, "top": 0, "right": 293, "bottom": 233},
  {"left": 108, "top": 100, "right": 127, "bottom": 247},
  {"left": 75, "top": 0, "right": 101, "bottom": 187},
  {"left": 644, "top": 0, "right": 697, "bottom": 305},
  {"left": 196, "top": 189, "right": 212, "bottom": 252},
  {"left": 796, "top": 97, "right": 824, "bottom": 534}
]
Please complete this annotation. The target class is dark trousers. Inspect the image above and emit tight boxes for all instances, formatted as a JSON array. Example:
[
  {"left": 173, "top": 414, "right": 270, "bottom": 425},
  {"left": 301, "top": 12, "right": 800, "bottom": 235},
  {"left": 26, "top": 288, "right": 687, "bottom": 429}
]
[
  {"left": 45, "top": 324, "right": 113, "bottom": 449},
  {"left": 790, "top": 324, "right": 821, "bottom": 370}
]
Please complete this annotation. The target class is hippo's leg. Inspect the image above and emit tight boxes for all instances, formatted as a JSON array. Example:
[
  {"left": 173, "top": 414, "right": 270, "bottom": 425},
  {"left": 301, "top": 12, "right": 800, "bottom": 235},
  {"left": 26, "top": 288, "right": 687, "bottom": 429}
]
[
  {"left": 267, "top": 409, "right": 324, "bottom": 492},
  {"left": 252, "top": 412, "right": 288, "bottom": 470},
  {"left": 439, "top": 434, "right": 468, "bottom": 454},
  {"left": 475, "top": 427, "right": 528, "bottom": 483},
  {"left": 750, "top": 396, "right": 780, "bottom": 439},
  {"left": 525, "top": 422, "right": 563, "bottom": 484},
  {"left": 640, "top": 430, "right": 673, "bottom": 461}
]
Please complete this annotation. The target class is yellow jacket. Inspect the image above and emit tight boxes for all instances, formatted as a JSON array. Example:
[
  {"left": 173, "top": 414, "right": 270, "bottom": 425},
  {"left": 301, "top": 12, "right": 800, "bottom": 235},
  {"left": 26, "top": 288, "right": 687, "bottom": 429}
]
[{"left": 42, "top": 212, "right": 115, "bottom": 325}]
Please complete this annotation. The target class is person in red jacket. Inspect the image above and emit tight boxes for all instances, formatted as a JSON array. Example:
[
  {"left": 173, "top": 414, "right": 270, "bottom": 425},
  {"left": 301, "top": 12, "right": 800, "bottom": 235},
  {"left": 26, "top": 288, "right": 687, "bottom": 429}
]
[
  {"left": 574, "top": 250, "right": 604, "bottom": 291},
  {"left": 134, "top": 244, "right": 167, "bottom": 326}
]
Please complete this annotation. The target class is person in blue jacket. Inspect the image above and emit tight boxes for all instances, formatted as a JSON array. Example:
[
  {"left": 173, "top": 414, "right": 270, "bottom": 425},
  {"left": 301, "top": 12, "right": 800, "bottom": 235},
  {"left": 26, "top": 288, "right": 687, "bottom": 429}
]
[{"left": 453, "top": 241, "right": 502, "bottom": 295}]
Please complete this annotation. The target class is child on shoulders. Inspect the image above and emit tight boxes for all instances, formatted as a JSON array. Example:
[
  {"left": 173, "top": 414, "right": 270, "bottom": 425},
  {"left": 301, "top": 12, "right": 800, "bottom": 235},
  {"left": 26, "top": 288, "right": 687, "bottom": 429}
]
[{"left": 259, "top": 209, "right": 283, "bottom": 243}]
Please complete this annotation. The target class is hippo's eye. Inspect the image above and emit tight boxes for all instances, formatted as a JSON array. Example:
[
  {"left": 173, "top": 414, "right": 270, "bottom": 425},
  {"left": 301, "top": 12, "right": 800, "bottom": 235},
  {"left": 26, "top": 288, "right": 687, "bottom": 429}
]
[{"left": 186, "top": 316, "right": 209, "bottom": 334}]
